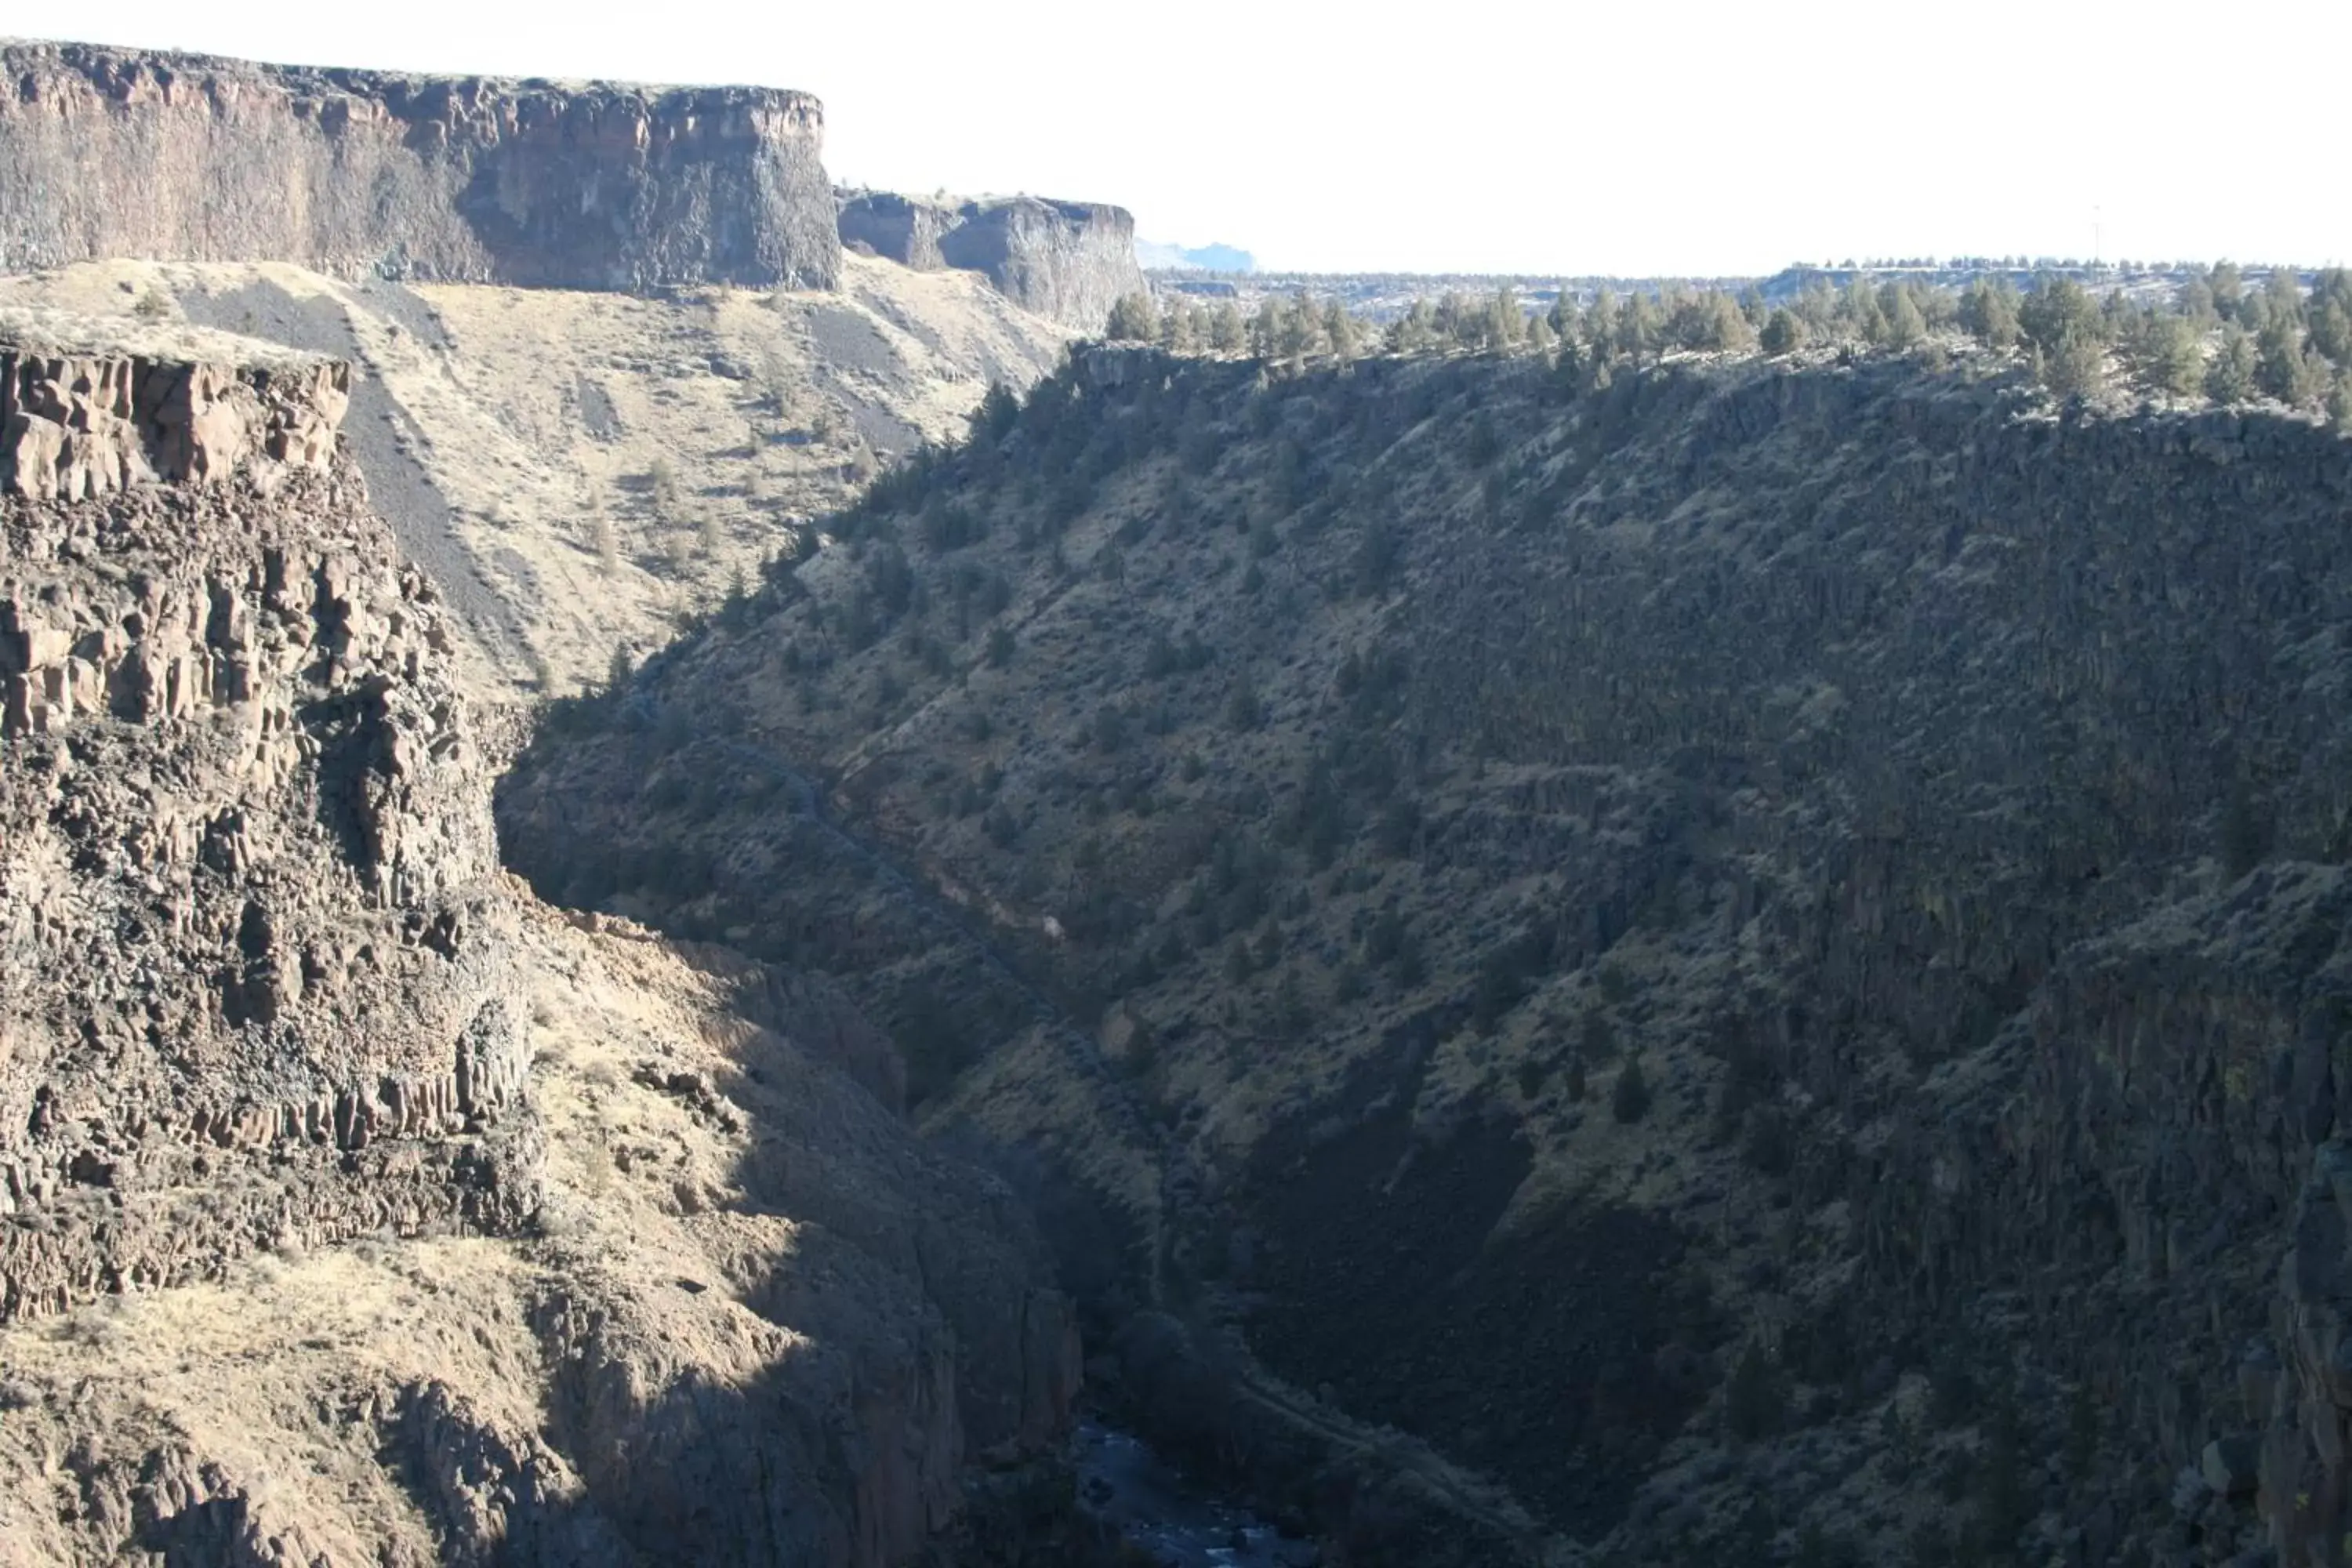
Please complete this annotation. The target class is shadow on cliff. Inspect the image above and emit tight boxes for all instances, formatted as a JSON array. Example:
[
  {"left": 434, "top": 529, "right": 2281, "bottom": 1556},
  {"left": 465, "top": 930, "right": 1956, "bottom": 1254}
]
[{"left": 1240, "top": 1041, "right": 1712, "bottom": 1539}]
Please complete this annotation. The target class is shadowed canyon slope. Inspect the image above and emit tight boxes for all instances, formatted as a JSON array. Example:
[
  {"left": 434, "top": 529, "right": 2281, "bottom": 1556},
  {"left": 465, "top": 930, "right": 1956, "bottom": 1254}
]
[
  {"left": 0, "top": 311, "right": 1091, "bottom": 1568},
  {"left": 502, "top": 343, "right": 2352, "bottom": 1566}
]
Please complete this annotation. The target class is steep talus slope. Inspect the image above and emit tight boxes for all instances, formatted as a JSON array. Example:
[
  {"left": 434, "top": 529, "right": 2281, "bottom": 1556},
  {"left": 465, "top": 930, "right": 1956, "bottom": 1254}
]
[
  {"left": 0, "top": 311, "right": 1090, "bottom": 1566},
  {"left": 0, "top": 40, "right": 840, "bottom": 290},
  {"left": 0, "top": 256, "right": 1074, "bottom": 691},
  {"left": 502, "top": 344, "right": 2352, "bottom": 1566}
]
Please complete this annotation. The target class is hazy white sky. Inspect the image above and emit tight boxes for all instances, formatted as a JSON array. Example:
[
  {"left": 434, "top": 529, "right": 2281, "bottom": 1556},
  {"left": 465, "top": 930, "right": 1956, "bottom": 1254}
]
[{"left": 29, "top": 0, "right": 2352, "bottom": 275}]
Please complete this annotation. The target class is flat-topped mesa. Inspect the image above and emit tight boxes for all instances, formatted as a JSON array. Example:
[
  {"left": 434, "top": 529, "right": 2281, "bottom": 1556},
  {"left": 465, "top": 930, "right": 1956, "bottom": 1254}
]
[
  {"left": 837, "top": 189, "right": 1146, "bottom": 331},
  {"left": 0, "top": 39, "right": 842, "bottom": 292},
  {"left": 0, "top": 311, "right": 533, "bottom": 1322}
]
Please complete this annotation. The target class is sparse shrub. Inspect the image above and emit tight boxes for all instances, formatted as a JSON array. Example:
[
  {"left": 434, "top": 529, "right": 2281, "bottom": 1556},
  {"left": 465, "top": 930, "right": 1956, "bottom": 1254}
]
[
  {"left": 1225, "top": 681, "right": 1264, "bottom": 731},
  {"left": 1611, "top": 1052, "right": 1651, "bottom": 1123},
  {"left": 1724, "top": 1341, "right": 1786, "bottom": 1441},
  {"left": 2221, "top": 780, "right": 2272, "bottom": 878},
  {"left": 985, "top": 625, "right": 1015, "bottom": 667},
  {"left": 1743, "top": 1105, "right": 1794, "bottom": 1176}
]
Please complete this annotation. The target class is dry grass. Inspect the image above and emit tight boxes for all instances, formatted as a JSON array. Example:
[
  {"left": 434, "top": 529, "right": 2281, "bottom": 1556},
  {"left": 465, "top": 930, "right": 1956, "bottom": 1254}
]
[{"left": 0, "top": 255, "right": 1071, "bottom": 694}]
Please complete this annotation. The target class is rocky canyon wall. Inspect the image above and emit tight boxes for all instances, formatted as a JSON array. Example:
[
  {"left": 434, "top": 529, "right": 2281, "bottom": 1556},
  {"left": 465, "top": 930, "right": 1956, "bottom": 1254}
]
[
  {"left": 0, "top": 41, "right": 841, "bottom": 291},
  {"left": 840, "top": 190, "right": 1146, "bottom": 330},
  {"left": 0, "top": 309, "right": 536, "bottom": 1320}
]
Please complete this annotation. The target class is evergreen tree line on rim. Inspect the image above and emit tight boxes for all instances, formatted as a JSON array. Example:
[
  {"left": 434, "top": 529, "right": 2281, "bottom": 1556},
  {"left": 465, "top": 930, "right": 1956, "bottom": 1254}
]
[{"left": 1103, "top": 263, "right": 2352, "bottom": 428}]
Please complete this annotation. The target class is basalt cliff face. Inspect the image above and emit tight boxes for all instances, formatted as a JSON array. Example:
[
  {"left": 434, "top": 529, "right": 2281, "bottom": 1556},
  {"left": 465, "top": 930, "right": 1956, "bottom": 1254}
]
[
  {"left": 0, "top": 41, "right": 841, "bottom": 291},
  {"left": 839, "top": 190, "right": 1146, "bottom": 331},
  {"left": 0, "top": 310, "right": 535, "bottom": 1319}
]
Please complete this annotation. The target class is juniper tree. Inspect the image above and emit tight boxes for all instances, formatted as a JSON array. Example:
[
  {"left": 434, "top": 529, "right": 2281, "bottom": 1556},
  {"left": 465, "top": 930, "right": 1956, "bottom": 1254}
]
[
  {"left": 2019, "top": 276, "right": 2103, "bottom": 358},
  {"left": 2310, "top": 269, "right": 2352, "bottom": 364},
  {"left": 1483, "top": 286, "right": 1524, "bottom": 352},
  {"left": 1249, "top": 299, "right": 1281, "bottom": 360},
  {"left": 1323, "top": 297, "right": 1361, "bottom": 361},
  {"left": 1959, "top": 277, "right": 2021, "bottom": 349},
  {"left": 1760, "top": 307, "right": 1807, "bottom": 357},
  {"left": 1210, "top": 301, "right": 1246, "bottom": 354},
  {"left": 1548, "top": 287, "right": 1579, "bottom": 343},
  {"left": 1278, "top": 291, "right": 1323, "bottom": 361},
  {"left": 2132, "top": 310, "right": 2204, "bottom": 397},
  {"left": 1387, "top": 298, "right": 1438, "bottom": 356},
  {"left": 2263, "top": 267, "right": 2307, "bottom": 328},
  {"left": 2207, "top": 324, "right": 2258, "bottom": 402},
  {"left": 2210, "top": 259, "right": 2245, "bottom": 319},
  {"left": 1105, "top": 292, "right": 1158, "bottom": 343},
  {"left": 1881, "top": 282, "right": 1927, "bottom": 350},
  {"left": 1841, "top": 275, "right": 1886, "bottom": 342},
  {"left": 2257, "top": 316, "right": 2324, "bottom": 405},
  {"left": 1616, "top": 291, "right": 1662, "bottom": 362},
  {"left": 1584, "top": 287, "right": 1619, "bottom": 360}
]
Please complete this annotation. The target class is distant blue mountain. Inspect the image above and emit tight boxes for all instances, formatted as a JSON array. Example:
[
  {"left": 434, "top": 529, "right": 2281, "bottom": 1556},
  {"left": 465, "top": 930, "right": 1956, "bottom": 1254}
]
[{"left": 1136, "top": 239, "right": 1257, "bottom": 274}]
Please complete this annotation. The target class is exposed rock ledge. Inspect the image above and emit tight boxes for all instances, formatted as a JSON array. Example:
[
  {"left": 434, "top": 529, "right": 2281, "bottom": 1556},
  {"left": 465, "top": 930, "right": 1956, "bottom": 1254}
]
[
  {"left": 0, "top": 307, "right": 350, "bottom": 502},
  {"left": 0, "top": 40, "right": 842, "bottom": 291}
]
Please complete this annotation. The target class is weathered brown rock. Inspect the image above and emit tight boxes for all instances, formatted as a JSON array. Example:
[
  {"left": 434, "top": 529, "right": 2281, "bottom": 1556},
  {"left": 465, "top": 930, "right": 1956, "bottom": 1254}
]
[
  {"left": 0, "top": 40, "right": 841, "bottom": 292},
  {"left": 0, "top": 310, "right": 350, "bottom": 506},
  {"left": 0, "top": 312, "right": 534, "bottom": 1322}
]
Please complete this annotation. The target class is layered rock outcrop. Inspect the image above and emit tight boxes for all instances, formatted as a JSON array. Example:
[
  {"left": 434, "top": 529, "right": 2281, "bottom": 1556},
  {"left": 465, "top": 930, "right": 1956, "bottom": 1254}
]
[
  {"left": 937, "top": 198, "right": 1143, "bottom": 330},
  {"left": 0, "top": 41, "right": 840, "bottom": 291},
  {"left": 0, "top": 313, "right": 535, "bottom": 1319},
  {"left": 837, "top": 190, "right": 1145, "bottom": 329},
  {"left": 837, "top": 190, "right": 957, "bottom": 273}
]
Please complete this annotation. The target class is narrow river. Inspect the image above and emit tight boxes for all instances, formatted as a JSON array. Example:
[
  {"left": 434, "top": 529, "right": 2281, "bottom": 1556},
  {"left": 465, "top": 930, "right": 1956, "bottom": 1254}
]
[{"left": 1074, "top": 1420, "right": 1319, "bottom": 1566}]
